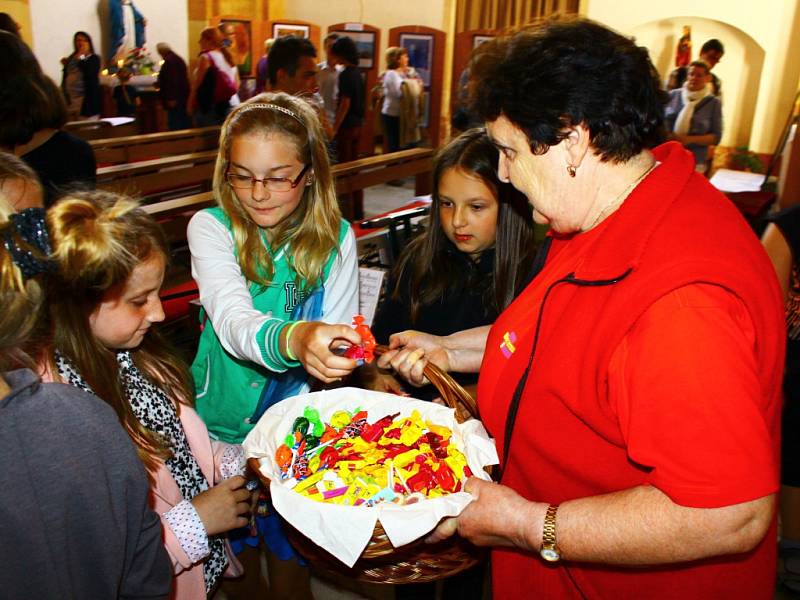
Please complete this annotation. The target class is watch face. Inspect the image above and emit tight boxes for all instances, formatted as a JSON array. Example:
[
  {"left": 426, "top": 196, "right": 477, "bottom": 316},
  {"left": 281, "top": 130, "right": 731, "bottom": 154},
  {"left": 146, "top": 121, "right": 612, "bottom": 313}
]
[{"left": 540, "top": 547, "right": 560, "bottom": 562}]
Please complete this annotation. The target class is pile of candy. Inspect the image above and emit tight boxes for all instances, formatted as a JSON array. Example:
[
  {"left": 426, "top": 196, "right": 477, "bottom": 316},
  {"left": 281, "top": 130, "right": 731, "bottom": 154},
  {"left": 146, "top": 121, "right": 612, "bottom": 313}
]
[{"left": 274, "top": 407, "right": 473, "bottom": 506}]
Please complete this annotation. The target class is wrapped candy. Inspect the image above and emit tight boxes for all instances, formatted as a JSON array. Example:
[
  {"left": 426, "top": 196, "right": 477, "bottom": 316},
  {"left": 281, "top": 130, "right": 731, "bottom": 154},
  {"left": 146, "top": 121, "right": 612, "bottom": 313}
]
[
  {"left": 273, "top": 407, "right": 472, "bottom": 506},
  {"left": 343, "top": 314, "right": 377, "bottom": 364}
]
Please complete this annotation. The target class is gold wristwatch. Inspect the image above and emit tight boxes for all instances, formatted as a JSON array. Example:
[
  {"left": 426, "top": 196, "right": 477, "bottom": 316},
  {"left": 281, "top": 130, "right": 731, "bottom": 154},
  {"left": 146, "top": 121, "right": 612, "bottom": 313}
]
[{"left": 539, "top": 504, "right": 561, "bottom": 562}]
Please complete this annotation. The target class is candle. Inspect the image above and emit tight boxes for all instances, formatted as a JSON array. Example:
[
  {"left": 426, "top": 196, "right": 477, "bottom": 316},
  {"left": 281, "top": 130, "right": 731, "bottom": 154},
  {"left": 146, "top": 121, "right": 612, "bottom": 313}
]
[
  {"left": 117, "top": 59, "right": 124, "bottom": 68},
  {"left": 101, "top": 68, "right": 109, "bottom": 76}
]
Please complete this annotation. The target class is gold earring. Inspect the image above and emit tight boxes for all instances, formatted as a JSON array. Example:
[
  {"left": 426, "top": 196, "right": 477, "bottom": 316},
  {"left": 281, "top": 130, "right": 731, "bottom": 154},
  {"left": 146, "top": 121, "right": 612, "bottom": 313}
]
[{"left": 567, "top": 165, "right": 577, "bottom": 177}]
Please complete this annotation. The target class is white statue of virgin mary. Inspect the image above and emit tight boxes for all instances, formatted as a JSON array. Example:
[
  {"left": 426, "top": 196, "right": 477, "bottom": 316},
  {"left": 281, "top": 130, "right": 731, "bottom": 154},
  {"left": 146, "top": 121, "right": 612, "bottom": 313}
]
[{"left": 109, "top": 0, "right": 146, "bottom": 62}]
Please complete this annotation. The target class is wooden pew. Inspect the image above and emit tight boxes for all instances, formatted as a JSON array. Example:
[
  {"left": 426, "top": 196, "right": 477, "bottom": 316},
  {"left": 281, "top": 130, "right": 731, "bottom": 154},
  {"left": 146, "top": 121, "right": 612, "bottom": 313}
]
[
  {"left": 90, "top": 126, "right": 221, "bottom": 165},
  {"left": 64, "top": 119, "right": 139, "bottom": 140},
  {"left": 96, "top": 150, "right": 218, "bottom": 202}
]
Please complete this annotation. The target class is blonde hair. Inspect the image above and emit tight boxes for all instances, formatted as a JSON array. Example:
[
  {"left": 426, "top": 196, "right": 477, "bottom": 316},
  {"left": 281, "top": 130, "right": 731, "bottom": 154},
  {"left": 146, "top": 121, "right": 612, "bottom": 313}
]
[
  {"left": 214, "top": 92, "right": 341, "bottom": 291},
  {"left": 385, "top": 46, "right": 407, "bottom": 69},
  {"left": 0, "top": 211, "right": 44, "bottom": 371},
  {"left": 46, "top": 191, "right": 193, "bottom": 474},
  {"left": 201, "top": 26, "right": 235, "bottom": 67}
]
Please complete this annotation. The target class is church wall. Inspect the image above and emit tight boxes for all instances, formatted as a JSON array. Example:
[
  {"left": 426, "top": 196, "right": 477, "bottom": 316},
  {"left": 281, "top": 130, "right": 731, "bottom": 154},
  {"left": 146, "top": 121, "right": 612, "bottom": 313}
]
[
  {"left": 582, "top": 0, "right": 800, "bottom": 154},
  {"left": 28, "top": 0, "right": 189, "bottom": 85}
]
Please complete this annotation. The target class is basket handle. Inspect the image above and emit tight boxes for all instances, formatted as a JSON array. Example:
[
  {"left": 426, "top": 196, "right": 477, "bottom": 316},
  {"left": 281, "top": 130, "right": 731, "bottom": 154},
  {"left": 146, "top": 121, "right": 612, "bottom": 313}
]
[{"left": 373, "top": 344, "right": 478, "bottom": 424}]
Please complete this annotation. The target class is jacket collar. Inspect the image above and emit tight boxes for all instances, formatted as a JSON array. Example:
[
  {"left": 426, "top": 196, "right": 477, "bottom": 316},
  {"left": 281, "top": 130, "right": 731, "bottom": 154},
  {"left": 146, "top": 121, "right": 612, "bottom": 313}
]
[{"left": 570, "top": 141, "right": 696, "bottom": 280}]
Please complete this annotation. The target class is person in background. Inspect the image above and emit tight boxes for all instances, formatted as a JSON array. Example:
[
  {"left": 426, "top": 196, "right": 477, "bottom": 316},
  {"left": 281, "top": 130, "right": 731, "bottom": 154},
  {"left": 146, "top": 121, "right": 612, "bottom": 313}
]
[
  {"left": 60, "top": 31, "right": 101, "bottom": 120},
  {"left": 113, "top": 67, "right": 140, "bottom": 117},
  {"left": 0, "top": 151, "right": 43, "bottom": 211},
  {"left": 667, "top": 38, "right": 724, "bottom": 97},
  {"left": 380, "top": 46, "right": 421, "bottom": 155},
  {"left": 664, "top": 60, "right": 722, "bottom": 173},
  {"left": 329, "top": 36, "right": 365, "bottom": 219},
  {"left": 0, "top": 205, "right": 172, "bottom": 600},
  {"left": 385, "top": 19, "right": 783, "bottom": 599},
  {"left": 267, "top": 35, "right": 319, "bottom": 97},
  {"left": 0, "top": 32, "right": 95, "bottom": 206},
  {"left": 317, "top": 32, "right": 341, "bottom": 126},
  {"left": 0, "top": 12, "right": 20, "bottom": 36},
  {"left": 189, "top": 27, "right": 240, "bottom": 127},
  {"left": 156, "top": 42, "right": 191, "bottom": 131},
  {"left": 267, "top": 35, "right": 333, "bottom": 140},
  {"left": 254, "top": 38, "right": 275, "bottom": 95}
]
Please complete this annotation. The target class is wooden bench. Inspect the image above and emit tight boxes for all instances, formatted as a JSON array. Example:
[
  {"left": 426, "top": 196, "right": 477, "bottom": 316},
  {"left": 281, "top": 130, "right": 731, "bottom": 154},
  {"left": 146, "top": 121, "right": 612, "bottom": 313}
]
[
  {"left": 90, "top": 127, "right": 221, "bottom": 165},
  {"left": 96, "top": 150, "right": 218, "bottom": 202},
  {"left": 64, "top": 119, "right": 139, "bottom": 140}
]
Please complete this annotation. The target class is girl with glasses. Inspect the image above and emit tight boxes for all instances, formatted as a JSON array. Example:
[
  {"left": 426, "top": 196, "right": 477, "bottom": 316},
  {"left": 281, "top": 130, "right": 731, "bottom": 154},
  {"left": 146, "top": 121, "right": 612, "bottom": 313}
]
[{"left": 187, "top": 92, "right": 360, "bottom": 598}]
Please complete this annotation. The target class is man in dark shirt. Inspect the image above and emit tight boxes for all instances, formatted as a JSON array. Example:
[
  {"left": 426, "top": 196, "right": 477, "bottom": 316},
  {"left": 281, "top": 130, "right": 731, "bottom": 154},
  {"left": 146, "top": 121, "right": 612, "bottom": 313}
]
[
  {"left": 329, "top": 36, "right": 365, "bottom": 219},
  {"left": 156, "top": 42, "right": 190, "bottom": 130}
]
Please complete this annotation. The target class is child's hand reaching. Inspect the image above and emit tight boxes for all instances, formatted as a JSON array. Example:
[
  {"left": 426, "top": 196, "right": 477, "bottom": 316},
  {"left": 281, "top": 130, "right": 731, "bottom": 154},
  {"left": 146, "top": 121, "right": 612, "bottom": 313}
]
[
  {"left": 191, "top": 475, "right": 251, "bottom": 536},
  {"left": 286, "top": 322, "right": 362, "bottom": 383}
]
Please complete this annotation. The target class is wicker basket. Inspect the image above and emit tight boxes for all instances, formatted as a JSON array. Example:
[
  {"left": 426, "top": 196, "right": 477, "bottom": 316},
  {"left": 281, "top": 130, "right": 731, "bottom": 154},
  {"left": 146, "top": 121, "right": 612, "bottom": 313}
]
[{"left": 246, "top": 344, "right": 487, "bottom": 584}]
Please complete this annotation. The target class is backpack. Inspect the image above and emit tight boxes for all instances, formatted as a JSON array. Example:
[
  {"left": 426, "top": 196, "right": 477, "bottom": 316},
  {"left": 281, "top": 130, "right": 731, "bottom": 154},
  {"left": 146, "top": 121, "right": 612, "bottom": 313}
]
[{"left": 205, "top": 52, "right": 237, "bottom": 104}]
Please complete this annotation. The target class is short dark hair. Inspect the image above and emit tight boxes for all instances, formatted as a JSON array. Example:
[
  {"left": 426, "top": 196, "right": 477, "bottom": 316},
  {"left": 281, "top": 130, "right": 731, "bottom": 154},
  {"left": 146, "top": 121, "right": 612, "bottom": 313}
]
[
  {"left": 469, "top": 18, "right": 667, "bottom": 163},
  {"left": 689, "top": 60, "right": 710, "bottom": 75},
  {"left": 0, "top": 31, "right": 67, "bottom": 147},
  {"left": 330, "top": 36, "right": 359, "bottom": 67},
  {"left": 267, "top": 36, "right": 317, "bottom": 86},
  {"left": 700, "top": 39, "right": 724, "bottom": 55},
  {"left": 0, "top": 13, "right": 19, "bottom": 37},
  {"left": 324, "top": 32, "right": 340, "bottom": 43}
]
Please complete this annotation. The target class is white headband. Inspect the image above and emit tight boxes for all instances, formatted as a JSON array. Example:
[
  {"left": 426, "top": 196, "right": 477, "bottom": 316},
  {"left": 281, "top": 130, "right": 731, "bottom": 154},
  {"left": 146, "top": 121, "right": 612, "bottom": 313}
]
[{"left": 234, "top": 102, "right": 305, "bottom": 126}]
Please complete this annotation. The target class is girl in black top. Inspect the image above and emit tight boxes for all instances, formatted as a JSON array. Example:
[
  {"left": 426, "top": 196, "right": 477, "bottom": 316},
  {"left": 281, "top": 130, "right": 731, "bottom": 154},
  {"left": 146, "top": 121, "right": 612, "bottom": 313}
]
[{"left": 370, "top": 128, "right": 536, "bottom": 398}]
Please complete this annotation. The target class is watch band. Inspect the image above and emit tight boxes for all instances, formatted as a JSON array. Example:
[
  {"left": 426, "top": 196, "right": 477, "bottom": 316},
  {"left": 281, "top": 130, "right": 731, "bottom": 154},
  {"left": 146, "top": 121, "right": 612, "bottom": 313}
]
[{"left": 540, "top": 503, "right": 561, "bottom": 562}]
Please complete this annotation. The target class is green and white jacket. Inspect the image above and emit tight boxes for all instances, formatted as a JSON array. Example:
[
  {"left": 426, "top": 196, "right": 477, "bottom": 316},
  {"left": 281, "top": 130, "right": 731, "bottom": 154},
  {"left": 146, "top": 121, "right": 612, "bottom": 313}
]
[{"left": 188, "top": 207, "right": 359, "bottom": 444}]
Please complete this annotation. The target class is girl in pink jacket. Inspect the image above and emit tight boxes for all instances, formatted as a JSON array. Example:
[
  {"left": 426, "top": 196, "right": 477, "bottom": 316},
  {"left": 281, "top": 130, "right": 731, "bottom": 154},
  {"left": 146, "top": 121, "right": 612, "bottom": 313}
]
[{"left": 43, "top": 191, "right": 250, "bottom": 599}]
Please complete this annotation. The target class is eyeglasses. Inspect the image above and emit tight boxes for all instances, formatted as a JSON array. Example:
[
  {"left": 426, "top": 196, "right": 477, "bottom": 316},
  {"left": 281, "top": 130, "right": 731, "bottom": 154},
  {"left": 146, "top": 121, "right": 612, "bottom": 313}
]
[{"left": 225, "top": 164, "right": 311, "bottom": 192}]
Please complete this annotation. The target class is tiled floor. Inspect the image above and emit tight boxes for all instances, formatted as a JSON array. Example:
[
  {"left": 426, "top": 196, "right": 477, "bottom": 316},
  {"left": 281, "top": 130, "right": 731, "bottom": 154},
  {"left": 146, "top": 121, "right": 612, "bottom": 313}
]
[{"left": 362, "top": 178, "right": 419, "bottom": 218}]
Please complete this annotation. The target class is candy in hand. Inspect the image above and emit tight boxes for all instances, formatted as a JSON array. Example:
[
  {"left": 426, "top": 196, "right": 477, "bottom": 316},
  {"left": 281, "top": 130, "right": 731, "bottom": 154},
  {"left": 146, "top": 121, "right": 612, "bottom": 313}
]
[{"left": 343, "top": 314, "right": 377, "bottom": 364}]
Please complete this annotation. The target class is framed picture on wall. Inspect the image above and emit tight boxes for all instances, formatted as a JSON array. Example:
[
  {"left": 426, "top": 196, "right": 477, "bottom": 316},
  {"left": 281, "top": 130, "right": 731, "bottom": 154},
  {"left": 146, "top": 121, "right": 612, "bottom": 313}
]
[
  {"left": 400, "top": 33, "right": 433, "bottom": 88},
  {"left": 218, "top": 18, "right": 253, "bottom": 76},
  {"left": 473, "top": 34, "right": 494, "bottom": 49},
  {"left": 332, "top": 30, "right": 376, "bottom": 69},
  {"left": 272, "top": 23, "right": 310, "bottom": 39}
]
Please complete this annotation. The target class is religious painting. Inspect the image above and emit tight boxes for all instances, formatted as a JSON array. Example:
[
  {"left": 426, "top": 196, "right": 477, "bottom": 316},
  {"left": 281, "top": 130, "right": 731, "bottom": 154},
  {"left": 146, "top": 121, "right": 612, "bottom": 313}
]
[
  {"left": 332, "top": 31, "right": 376, "bottom": 69},
  {"left": 473, "top": 35, "right": 494, "bottom": 49},
  {"left": 272, "top": 23, "right": 310, "bottom": 39},
  {"left": 400, "top": 33, "right": 433, "bottom": 88},
  {"left": 218, "top": 18, "right": 252, "bottom": 76}
]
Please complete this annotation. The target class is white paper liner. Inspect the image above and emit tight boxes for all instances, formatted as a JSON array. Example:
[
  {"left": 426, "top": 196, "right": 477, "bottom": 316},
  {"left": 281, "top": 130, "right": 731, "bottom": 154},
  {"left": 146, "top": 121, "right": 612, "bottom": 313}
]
[{"left": 243, "top": 387, "right": 499, "bottom": 567}]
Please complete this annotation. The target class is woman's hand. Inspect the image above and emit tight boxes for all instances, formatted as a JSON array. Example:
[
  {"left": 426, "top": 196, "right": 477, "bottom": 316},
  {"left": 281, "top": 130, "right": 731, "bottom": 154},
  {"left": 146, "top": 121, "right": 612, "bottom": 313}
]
[
  {"left": 288, "top": 322, "right": 362, "bottom": 383},
  {"left": 426, "top": 478, "right": 542, "bottom": 550},
  {"left": 191, "top": 475, "right": 251, "bottom": 536},
  {"left": 377, "top": 330, "right": 450, "bottom": 387}
]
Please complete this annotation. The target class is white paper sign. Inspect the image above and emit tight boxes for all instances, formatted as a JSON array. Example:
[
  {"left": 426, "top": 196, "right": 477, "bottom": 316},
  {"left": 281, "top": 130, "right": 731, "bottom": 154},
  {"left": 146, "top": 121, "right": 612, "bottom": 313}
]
[
  {"left": 243, "top": 388, "right": 499, "bottom": 567},
  {"left": 709, "top": 168, "right": 766, "bottom": 193},
  {"left": 358, "top": 267, "right": 385, "bottom": 327}
]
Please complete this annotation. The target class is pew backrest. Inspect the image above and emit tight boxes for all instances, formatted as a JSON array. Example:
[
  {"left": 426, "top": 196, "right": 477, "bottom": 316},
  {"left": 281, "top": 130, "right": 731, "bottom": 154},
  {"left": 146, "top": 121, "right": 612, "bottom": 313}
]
[
  {"left": 65, "top": 119, "right": 138, "bottom": 140},
  {"left": 91, "top": 127, "right": 221, "bottom": 165},
  {"left": 96, "top": 150, "right": 218, "bottom": 202}
]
